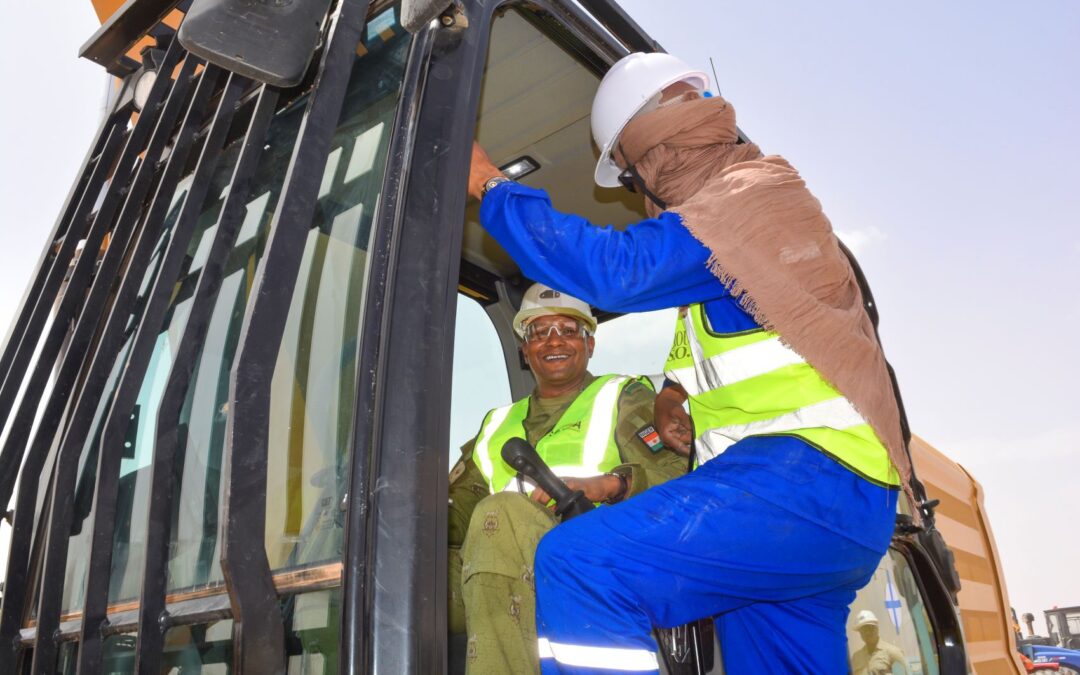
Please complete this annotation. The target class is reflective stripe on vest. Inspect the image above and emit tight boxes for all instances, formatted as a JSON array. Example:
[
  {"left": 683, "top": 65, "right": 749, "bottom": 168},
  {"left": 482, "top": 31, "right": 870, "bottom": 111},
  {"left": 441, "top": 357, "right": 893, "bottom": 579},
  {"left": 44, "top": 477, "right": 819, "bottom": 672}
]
[
  {"left": 472, "top": 375, "right": 630, "bottom": 494},
  {"left": 663, "top": 304, "right": 899, "bottom": 486}
]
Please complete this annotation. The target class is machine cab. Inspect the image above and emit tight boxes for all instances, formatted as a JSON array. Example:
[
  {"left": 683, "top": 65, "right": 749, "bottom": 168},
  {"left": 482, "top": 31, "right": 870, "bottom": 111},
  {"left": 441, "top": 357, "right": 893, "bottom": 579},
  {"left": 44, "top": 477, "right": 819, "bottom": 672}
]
[{"left": 0, "top": 0, "right": 1008, "bottom": 672}]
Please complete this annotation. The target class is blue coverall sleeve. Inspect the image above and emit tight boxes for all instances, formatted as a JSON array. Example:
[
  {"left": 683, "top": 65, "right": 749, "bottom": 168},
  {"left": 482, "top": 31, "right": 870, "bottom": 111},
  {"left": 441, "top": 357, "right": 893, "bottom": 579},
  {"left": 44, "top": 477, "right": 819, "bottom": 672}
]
[{"left": 478, "top": 181, "right": 728, "bottom": 313}]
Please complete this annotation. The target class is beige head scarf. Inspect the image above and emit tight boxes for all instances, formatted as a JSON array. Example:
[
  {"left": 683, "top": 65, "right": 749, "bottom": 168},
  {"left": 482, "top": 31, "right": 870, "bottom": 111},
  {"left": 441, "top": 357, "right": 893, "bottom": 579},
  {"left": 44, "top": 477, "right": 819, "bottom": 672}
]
[{"left": 615, "top": 95, "right": 914, "bottom": 506}]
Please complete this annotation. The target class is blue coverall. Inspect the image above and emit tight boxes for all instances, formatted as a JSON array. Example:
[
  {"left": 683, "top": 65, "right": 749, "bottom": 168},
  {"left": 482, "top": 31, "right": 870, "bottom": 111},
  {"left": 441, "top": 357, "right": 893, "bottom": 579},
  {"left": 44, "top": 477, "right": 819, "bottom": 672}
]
[{"left": 479, "top": 181, "right": 899, "bottom": 674}]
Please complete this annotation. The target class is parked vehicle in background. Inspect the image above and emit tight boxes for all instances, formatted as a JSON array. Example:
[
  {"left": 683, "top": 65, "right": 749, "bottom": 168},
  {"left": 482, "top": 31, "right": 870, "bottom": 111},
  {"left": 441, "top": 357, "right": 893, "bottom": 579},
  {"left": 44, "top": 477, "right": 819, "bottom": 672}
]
[
  {"left": 1045, "top": 607, "right": 1080, "bottom": 651},
  {"left": 1015, "top": 607, "right": 1080, "bottom": 674}
]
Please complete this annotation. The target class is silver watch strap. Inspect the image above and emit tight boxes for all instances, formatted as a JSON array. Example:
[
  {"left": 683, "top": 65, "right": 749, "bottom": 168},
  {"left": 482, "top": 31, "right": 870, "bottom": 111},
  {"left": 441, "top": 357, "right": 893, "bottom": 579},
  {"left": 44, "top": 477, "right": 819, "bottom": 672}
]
[{"left": 482, "top": 175, "right": 511, "bottom": 198}]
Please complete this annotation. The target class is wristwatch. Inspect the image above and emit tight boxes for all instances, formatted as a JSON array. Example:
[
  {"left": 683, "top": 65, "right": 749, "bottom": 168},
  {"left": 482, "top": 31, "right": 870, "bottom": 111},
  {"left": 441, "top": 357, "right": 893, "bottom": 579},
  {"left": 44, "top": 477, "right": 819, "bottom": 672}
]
[
  {"left": 481, "top": 175, "right": 511, "bottom": 198},
  {"left": 603, "top": 472, "right": 630, "bottom": 505}
]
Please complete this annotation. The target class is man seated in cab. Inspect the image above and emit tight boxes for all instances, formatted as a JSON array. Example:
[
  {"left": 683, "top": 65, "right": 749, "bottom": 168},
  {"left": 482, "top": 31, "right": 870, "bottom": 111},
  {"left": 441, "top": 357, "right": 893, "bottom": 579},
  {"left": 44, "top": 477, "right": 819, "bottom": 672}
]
[{"left": 448, "top": 282, "right": 685, "bottom": 674}]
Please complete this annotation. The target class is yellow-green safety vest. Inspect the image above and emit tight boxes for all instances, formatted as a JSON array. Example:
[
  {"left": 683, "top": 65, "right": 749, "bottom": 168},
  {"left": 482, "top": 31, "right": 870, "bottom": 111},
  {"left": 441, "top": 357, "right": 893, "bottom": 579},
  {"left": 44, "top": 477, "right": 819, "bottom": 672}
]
[
  {"left": 663, "top": 304, "right": 899, "bottom": 486},
  {"left": 472, "top": 375, "right": 639, "bottom": 493}
]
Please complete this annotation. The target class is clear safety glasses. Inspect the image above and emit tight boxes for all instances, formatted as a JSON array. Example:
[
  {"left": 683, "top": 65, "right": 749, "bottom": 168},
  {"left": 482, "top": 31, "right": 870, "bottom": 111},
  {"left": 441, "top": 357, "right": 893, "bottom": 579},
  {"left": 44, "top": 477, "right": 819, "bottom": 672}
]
[{"left": 524, "top": 320, "right": 590, "bottom": 343}]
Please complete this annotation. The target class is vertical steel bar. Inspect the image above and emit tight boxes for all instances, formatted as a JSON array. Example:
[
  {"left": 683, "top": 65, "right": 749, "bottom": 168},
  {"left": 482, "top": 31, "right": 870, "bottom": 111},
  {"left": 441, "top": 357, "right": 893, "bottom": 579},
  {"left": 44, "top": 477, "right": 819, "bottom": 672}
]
[
  {"left": 220, "top": 1, "right": 370, "bottom": 672},
  {"left": 0, "top": 104, "right": 119, "bottom": 412},
  {"left": 80, "top": 67, "right": 245, "bottom": 675},
  {"left": 0, "top": 118, "right": 129, "bottom": 499},
  {"left": 0, "top": 121, "right": 126, "bottom": 665},
  {"left": 0, "top": 51, "right": 198, "bottom": 673},
  {"left": 338, "top": 25, "right": 431, "bottom": 675},
  {"left": 0, "top": 34, "right": 183, "bottom": 537},
  {"left": 0, "top": 49, "right": 200, "bottom": 669},
  {"left": 26, "top": 63, "right": 226, "bottom": 675},
  {"left": 75, "top": 69, "right": 246, "bottom": 675},
  {"left": 349, "top": 9, "right": 473, "bottom": 663},
  {"left": 128, "top": 83, "right": 280, "bottom": 675}
]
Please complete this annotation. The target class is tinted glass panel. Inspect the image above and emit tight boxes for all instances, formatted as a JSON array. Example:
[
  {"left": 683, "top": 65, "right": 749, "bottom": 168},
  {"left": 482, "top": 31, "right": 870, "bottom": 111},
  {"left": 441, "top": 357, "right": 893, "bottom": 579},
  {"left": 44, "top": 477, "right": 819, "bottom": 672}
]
[
  {"left": 165, "top": 102, "right": 303, "bottom": 594},
  {"left": 58, "top": 165, "right": 201, "bottom": 614},
  {"left": 111, "top": 149, "right": 242, "bottom": 606},
  {"left": 1067, "top": 614, "right": 1080, "bottom": 636},
  {"left": 261, "top": 9, "right": 409, "bottom": 573},
  {"left": 21, "top": 0, "right": 408, "bottom": 633},
  {"left": 51, "top": 7, "right": 412, "bottom": 607},
  {"left": 848, "top": 549, "right": 939, "bottom": 675}
]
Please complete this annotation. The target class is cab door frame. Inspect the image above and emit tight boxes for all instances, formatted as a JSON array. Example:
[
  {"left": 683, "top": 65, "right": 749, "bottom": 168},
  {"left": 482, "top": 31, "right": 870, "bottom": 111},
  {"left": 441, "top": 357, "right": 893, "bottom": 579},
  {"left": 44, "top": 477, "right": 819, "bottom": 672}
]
[{"left": 341, "top": 0, "right": 639, "bottom": 671}]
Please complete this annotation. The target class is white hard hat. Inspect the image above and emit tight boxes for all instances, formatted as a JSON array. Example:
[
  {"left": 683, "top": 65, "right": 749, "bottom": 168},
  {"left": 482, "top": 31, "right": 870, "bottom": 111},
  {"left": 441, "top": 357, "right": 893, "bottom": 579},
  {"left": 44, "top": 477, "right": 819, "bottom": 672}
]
[
  {"left": 854, "top": 610, "right": 879, "bottom": 628},
  {"left": 590, "top": 52, "right": 709, "bottom": 188},
  {"left": 513, "top": 283, "right": 597, "bottom": 338}
]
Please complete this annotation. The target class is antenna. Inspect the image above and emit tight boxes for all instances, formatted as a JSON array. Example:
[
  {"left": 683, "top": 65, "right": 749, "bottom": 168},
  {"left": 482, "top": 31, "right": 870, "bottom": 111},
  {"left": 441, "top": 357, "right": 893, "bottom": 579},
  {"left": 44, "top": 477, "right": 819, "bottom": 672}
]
[{"left": 709, "top": 56, "right": 721, "bottom": 96}]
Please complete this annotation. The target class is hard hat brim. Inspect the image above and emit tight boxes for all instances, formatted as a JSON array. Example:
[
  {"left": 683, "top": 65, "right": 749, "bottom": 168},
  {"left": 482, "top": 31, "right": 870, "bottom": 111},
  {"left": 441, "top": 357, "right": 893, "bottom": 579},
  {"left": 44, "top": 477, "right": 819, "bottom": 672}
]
[{"left": 594, "top": 158, "right": 624, "bottom": 189}]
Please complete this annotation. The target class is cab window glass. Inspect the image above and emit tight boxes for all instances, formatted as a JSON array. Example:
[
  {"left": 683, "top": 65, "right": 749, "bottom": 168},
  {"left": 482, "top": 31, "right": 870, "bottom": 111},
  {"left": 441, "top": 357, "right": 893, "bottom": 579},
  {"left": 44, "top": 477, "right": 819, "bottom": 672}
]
[
  {"left": 57, "top": 167, "right": 203, "bottom": 614},
  {"left": 848, "top": 549, "right": 939, "bottom": 675},
  {"left": 449, "top": 295, "right": 511, "bottom": 465},
  {"left": 264, "top": 13, "right": 410, "bottom": 573},
  {"left": 1067, "top": 613, "right": 1080, "bottom": 636},
  {"left": 1048, "top": 613, "right": 1063, "bottom": 643},
  {"left": 47, "top": 5, "right": 410, "bottom": 615}
]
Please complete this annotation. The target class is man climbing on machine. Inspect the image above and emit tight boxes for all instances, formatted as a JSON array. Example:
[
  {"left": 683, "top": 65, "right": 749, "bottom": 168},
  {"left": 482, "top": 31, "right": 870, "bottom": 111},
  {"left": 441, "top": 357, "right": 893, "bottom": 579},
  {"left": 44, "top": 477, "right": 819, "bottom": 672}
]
[{"left": 466, "top": 52, "right": 910, "bottom": 674}]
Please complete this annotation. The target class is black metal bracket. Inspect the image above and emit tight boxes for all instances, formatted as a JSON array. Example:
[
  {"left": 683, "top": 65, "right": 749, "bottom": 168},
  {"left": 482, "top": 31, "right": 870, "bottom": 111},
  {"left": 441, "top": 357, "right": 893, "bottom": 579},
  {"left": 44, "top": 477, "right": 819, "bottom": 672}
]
[{"left": 80, "top": 0, "right": 184, "bottom": 76}]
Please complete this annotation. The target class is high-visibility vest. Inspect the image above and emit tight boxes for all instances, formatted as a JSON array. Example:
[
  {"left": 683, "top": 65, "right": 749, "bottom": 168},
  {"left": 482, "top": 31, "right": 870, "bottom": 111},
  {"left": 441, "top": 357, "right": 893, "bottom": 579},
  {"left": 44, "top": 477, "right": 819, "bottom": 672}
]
[
  {"left": 664, "top": 304, "right": 899, "bottom": 486},
  {"left": 472, "top": 375, "right": 635, "bottom": 493}
]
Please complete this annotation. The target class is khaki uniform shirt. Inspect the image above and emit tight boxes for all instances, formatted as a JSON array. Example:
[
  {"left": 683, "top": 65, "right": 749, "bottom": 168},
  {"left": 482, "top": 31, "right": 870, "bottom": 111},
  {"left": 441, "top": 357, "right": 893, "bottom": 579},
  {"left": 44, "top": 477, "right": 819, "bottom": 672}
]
[
  {"left": 448, "top": 372, "right": 684, "bottom": 548},
  {"left": 851, "top": 640, "right": 908, "bottom": 675}
]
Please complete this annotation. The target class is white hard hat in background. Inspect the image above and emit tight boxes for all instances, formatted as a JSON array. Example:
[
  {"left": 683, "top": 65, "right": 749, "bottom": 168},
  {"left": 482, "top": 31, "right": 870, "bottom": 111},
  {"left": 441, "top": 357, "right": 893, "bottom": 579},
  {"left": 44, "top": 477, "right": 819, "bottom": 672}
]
[
  {"left": 513, "top": 283, "right": 597, "bottom": 338},
  {"left": 854, "top": 610, "right": 879, "bottom": 628},
  {"left": 590, "top": 52, "right": 709, "bottom": 188}
]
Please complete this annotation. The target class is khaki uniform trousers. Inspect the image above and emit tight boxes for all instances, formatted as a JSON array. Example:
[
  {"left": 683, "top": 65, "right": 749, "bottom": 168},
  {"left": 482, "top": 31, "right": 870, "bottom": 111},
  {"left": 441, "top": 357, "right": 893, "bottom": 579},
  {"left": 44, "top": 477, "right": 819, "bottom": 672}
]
[{"left": 450, "top": 492, "right": 558, "bottom": 675}]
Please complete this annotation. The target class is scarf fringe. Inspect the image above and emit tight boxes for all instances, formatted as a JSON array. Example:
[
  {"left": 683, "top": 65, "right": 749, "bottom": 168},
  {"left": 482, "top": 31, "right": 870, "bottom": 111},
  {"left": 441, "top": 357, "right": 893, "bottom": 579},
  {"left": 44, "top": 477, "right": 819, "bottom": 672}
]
[{"left": 706, "top": 254, "right": 768, "bottom": 331}]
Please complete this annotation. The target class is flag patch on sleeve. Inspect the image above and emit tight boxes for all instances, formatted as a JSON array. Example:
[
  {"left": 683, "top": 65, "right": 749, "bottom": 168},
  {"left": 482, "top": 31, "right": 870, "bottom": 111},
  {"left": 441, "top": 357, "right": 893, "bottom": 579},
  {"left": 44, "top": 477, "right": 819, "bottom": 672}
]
[{"left": 637, "top": 425, "right": 664, "bottom": 453}]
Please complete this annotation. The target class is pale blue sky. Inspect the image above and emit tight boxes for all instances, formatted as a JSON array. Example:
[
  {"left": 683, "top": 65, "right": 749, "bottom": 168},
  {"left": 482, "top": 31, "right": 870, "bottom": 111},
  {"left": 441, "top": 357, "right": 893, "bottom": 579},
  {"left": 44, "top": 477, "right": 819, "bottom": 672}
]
[{"left": 1, "top": 0, "right": 1077, "bottom": 631}]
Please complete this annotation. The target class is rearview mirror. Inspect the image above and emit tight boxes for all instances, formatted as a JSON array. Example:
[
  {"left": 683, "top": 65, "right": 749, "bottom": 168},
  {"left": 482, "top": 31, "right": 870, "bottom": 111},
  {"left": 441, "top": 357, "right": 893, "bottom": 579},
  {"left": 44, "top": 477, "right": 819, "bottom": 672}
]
[{"left": 179, "top": 0, "right": 334, "bottom": 87}]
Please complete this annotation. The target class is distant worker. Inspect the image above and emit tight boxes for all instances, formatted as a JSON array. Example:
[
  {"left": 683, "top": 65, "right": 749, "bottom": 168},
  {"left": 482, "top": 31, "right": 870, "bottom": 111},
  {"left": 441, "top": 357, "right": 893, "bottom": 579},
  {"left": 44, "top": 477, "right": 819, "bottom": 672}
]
[
  {"left": 850, "top": 611, "right": 908, "bottom": 675},
  {"left": 447, "top": 283, "right": 684, "bottom": 674},
  {"left": 467, "top": 51, "right": 911, "bottom": 674}
]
